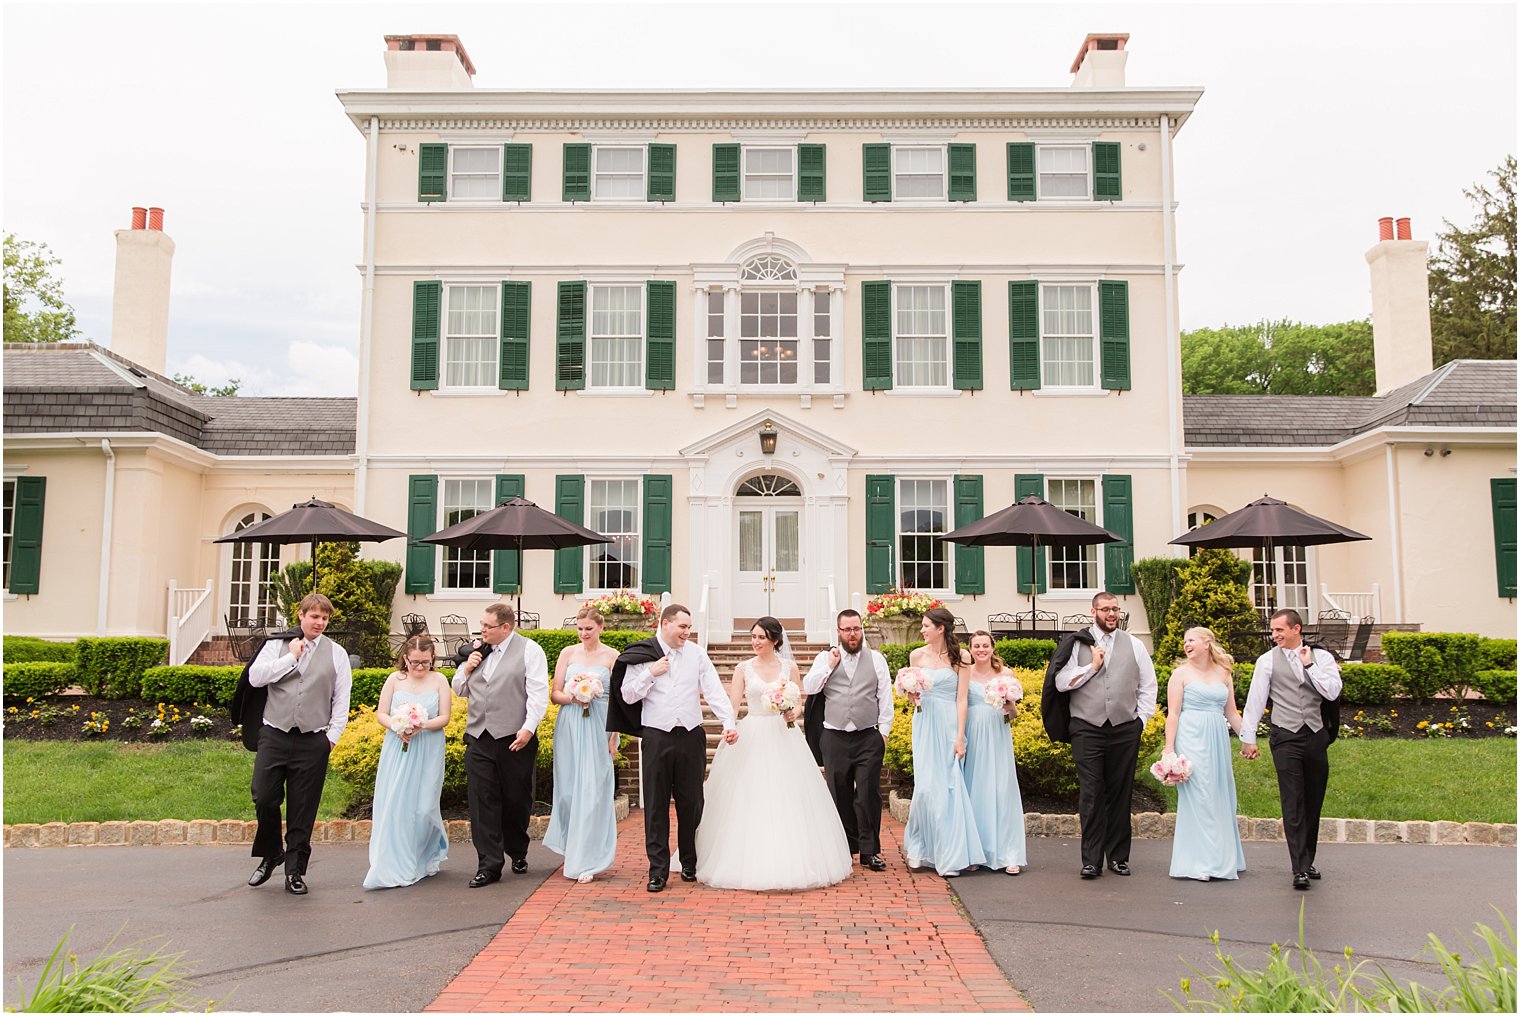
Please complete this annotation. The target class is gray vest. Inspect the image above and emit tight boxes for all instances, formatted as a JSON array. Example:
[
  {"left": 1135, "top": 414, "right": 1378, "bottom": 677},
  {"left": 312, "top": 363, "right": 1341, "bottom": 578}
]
[
  {"left": 1267, "top": 648, "right": 1322, "bottom": 733},
  {"left": 823, "top": 652, "right": 882, "bottom": 731},
  {"left": 263, "top": 636, "right": 340, "bottom": 734},
  {"left": 1069, "top": 632, "right": 1141, "bottom": 727},
  {"left": 464, "top": 635, "right": 529, "bottom": 739}
]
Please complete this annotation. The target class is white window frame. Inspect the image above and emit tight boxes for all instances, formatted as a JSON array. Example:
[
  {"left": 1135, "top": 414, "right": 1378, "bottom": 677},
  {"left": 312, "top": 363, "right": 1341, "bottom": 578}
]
[
  {"left": 705, "top": 290, "right": 726, "bottom": 386},
  {"left": 1039, "top": 282, "right": 1100, "bottom": 392},
  {"left": 439, "top": 478, "right": 495, "bottom": 592},
  {"left": 586, "top": 478, "right": 642, "bottom": 593},
  {"left": 1045, "top": 479, "right": 1101, "bottom": 594},
  {"left": 896, "top": 477, "right": 953, "bottom": 594},
  {"left": 592, "top": 145, "right": 647, "bottom": 201},
  {"left": 811, "top": 286, "right": 832, "bottom": 386},
  {"left": 448, "top": 145, "right": 502, "bottom": 202},
  {"left": 892, "top": 283, "right": 952, "bottom": 390},
  {"left": 227, "top": 511, "right": 280, "bottom": 625},
  {"left": 892, "top": 145, "right": 947, "bottom": 201},
  {"left": 1251, "top": 545, "right": 1313, "bottom": 617},
  {"left": 442, "top": 283, "right": 499, "bottom": 390},
  {"left": 1036, "top": 144, "right": 1092, "bottom": 201},
  {"left": 587, "top": 283, "right": 645, "bottom": 391},
  {"left": 740, "top": 146, "right": 796, "bottom": 202},
  {"left": 2, "top": 478, "right": 15, "bottom": 594},
  {"left": 738, "top": 288, "right": 801, "bottom": 387}
]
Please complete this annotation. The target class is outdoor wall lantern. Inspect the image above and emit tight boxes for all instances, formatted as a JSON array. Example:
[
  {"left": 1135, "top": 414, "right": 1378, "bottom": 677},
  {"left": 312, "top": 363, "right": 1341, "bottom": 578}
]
[{"left": 759, "top": 420, "right": 778, "bottom": 455}]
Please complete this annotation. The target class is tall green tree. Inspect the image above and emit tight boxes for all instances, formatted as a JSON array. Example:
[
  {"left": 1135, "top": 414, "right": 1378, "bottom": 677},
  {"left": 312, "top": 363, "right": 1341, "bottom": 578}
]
[
  {"left": 3, "top": 233, "right": 81, "bottom": 343},
  {"left": 1429, "top": 155, "right": 1517, "bottom": 364},
  {"left": 1152, "top": 548, "right": 1260, "bottom": 705},
  {"left": 172, "top": 373, "right": 241, "bottom": 397},
  {"left": 1181, "top": 319, "right": 1375, "bottom": 396}
]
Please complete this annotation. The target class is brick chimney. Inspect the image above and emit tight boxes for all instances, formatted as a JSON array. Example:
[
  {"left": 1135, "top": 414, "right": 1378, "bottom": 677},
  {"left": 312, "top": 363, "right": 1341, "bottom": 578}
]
[
  {"left": 1366, "top": 216, "right": 1435, "bottom": 395},
  {"left": 1071, "top": 33, "right": 1129, "bottom": 88},
  {"left": 109, "top": 206, "right": 174, "bottom": 374},
  {"left": 384, "top": 34, "right": 475, "bottom": 89}
]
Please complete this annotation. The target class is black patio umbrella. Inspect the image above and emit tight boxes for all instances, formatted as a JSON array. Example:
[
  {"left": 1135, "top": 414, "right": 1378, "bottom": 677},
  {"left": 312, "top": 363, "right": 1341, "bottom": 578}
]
[
  {"left": 940, "top": 495, "right": 1124, "bottom": 615},
  {"left": 213, "top": 496, "right": 407, "bottom": 585},
  {"left": 421, "top": 496, "right": 612, "bottom": 616}
]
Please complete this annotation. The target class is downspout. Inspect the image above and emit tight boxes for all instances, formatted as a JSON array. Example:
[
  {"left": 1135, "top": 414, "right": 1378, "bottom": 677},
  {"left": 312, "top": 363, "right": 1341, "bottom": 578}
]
[
  {"left": 1160, "top": 113, "right": 1183, "bottom": 545},
  {"left": 1384, "top": 445, "right": 1405, "bottom": 622},
  {"left": 97, "top": 439, "right": 115, "bottom": 635},
  {"left": 354, "top": 115, "right": 380, "bottom": 515}
]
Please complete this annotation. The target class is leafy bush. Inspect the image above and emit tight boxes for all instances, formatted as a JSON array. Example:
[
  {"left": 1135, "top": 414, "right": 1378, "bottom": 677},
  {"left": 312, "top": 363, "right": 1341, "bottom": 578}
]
[
  {"left": 1474, "top": 669, "right": 1518, "bottom": 706},
  {"left": 883, "top": 694, "right": 916, "bottom": 778},
  {"left": 1480, "top": 637, "right": 1517, "bottom": 672},
  {"left": 1013, "top": 669, "right": 1167, "bottom": 798},
  {"left": 12, "top": 927, "right": 215, "bottom": 1014},
  {"left": 74, "top": 638, "right": 169, "bottom": 699},
  {"left": 996, "top": 639, "right": 1056, "bottom": 670},
  {"left": 1338, "top": 663, "right": 1406, "bottom": 706},
  {"left": 1132, "top": 555, "right": 1185, "bottom": 643},
  {"left": 1381, "top": 632, "right": 1484, "bottom": 703},
  {"left": 2, "top": 636, "right": 76, "bottom": 663},
  {"left": 881, "top": 641, "right": 920, "bottom": 676},
  {"left": 140, "top": 665, "right": 242, "bottom": 706},
  {"left": 1232, "top": 661, "right": 1257, "bottom": 686},
  {"left": 2, "top": 661, "right": 77, "bottom": 701},
  {"left": 1153, "top": 549, "right": 1260, "bottom": 704}
]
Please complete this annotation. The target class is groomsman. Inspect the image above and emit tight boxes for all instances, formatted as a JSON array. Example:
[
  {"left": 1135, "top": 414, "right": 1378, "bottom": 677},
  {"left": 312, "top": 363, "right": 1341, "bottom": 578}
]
[
  {"left": 246, "top": 593, "right": 352, "bottom": 895},
  {"left": 803, "top": 609, "right": 893, "bottom": 871},
  {"left": 452, "top": 603, "right": 549, "bottom": 887},
  {"left": 1240, "top": 608, "right": 1342, "bottom": 890},
  {"left": 1053, "top": 592, "right": 1157, "bottom": 879}
]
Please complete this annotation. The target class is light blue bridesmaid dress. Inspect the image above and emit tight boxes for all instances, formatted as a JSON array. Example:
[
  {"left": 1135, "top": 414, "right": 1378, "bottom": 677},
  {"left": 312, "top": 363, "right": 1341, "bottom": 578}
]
[
  {"left": 363, "top": 688, "right": 449, "bottom": 888},
  {"left": 542, "top": 664, "right": 617, "bottom": 880},
  {"left": 964, "top": 679, "right": 1027, "bottom": 870},
  {"left": 903, "top": 667, "right": 987, "bottom": 876},
  {"left": 1169, "top": 681, "right": 1247, "bottom": 880}
]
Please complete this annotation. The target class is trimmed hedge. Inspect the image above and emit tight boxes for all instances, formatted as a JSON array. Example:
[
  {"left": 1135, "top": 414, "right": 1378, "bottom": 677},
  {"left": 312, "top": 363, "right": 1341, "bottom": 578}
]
[
  {"left": 1480, "top": 638, "right": 1517, "bottom": 672},
  {"left": 881, "top": 639, "right": 1055, "bottom": 677},
  {"left": 1380, "top": 632, "right": 1484, "bottom": 703},
  {"left": 1338, "top": 663, "right": 1405, "bottom": 706},
  {"left": 2, "top": 636, "right": 77, "bottom": 664},
  {"left": 1474, "top": 669, "right": 1517, "bottom": 706},
  {"left": 140, "top": 665, "right": 242, "bottom": 706},
  {"left": 2, "top": 662, "right": 78, "bottom": 701},
  {"left": 74, "top": 638, "right": 169, "bottom": 699}
]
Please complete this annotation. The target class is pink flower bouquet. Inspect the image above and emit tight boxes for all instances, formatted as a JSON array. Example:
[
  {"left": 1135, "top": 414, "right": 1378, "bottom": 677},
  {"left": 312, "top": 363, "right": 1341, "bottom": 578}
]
[
  {"left": 389, "top": 702, "right": 427, "bottom": 752},
  {"left": 894, "top": 666, "right": 930, "bottom": 710},
  {"left": 569, "top": 674, "right": 604, "bottom": 717},
  {"left": 983, "top": 675, "right": 1024, "bottom": 723},
  {"left": 765, "top": 680, "right": 802, "bottom": 727},
  {"left": 1149, "top": 751, "right": 1192, "bottom": 785}
]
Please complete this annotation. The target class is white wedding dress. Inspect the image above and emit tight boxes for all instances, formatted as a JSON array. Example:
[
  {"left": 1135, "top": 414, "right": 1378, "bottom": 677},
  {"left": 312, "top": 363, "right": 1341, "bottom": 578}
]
[{"left": 694, "top": 660, "right": 855, "bottom": 891}]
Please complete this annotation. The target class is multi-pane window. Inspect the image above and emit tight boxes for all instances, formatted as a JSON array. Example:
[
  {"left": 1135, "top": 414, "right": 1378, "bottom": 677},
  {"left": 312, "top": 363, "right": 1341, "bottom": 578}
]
[
  {"left": 1, "top": 480, "right": 14, "bottom": 590},
  {"left": 1047, "top": 480, "right": 1098, "bottom": 590},
  {"left": 895, "top": 285, "right": 948, "bottom": 387},
  {"left": 1185, "top": 509, "right": 1218, "bottom": 558},
  {"left": 813, "top": 289, "right": 831, "bottom": 384},
  {"left": 898, "top": 479, "right": 949, "bottom": 590},
  {"left": 449, "top": 146, "right": 501, "bottom": 199},
  {"left": 589, "top": 480, "right": 640, "bottom": 590},
  {"left": 444, "top": 285, "right": 497, "bottom": 387},
  {"left": 1041, "top": 284, "right": 1096, "bottom": 387},
  {"left": 743, "top": 147, "right": 794, "bottom": 200},
  {"left": 893, "top": 146, "right": 945, "bottom": 199},
  {"left": 706, "top": 291, "right": 725, "bottom": 384},
  {"left": 593, "top": 147, "right": 645, "bottom": 199},
  {"left": 1038, "top": 146, "right": 1090, "bottom": 199},
  {"left": 1253, "top": 546, "right": 1309, "bottom": 615},
  {"left": 739, "top": 292, "right": 799, "bottom": 385},
  {"left": 442, "top": 479, "right": 492, "bottom": 590},
  {"left": 589, "top": 285, "right": 643, "bottom": 388},
  {"left": 229, "top": 512, "right": 279, "bottom": 624}
]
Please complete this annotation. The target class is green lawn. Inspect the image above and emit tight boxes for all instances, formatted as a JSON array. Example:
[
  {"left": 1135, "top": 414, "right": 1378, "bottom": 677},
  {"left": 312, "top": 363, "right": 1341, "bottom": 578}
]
[
  {"left": 1158, "top": 738, "right": 1517, "bottom": 824},
  {"left": 2, "top": 742, "right": 352, "bottom": 825}
]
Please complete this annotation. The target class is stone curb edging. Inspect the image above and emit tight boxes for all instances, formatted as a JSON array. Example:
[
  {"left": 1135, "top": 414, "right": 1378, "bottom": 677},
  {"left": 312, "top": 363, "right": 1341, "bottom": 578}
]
[
  {"left": 884, "top": 792, "right": 1515, "bottom": 847},
  {"left": 3, "top": 795, "right": 632, "bottom": 849}
]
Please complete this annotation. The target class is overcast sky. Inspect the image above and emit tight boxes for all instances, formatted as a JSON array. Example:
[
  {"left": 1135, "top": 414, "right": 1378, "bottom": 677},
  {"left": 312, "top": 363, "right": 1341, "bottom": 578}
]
[{"left": 4, "top": 1, "right": 1514, "bottom": 396}]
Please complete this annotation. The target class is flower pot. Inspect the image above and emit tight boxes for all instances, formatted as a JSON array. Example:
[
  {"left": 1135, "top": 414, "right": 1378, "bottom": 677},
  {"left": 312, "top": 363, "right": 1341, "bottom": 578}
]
[
  {"left": 872, "top": 615, "right": 917, "bottom": 646},
  {"left": 604, "top": 612, "right": 652, "bottom": 631}
]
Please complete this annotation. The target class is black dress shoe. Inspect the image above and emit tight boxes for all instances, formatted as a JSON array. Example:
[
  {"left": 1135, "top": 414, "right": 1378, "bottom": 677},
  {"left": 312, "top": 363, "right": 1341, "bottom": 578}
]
[
  {"left": 510, "top": 858, "right": 529, "bottom": 875},
  {"left": 1306, "top": 865, "right": 1322, "bottom": 880},
  {"left": 248, "top": 856, "right": 283, "bottom": 887},
  {"left": 864, "top": 855, "right": 888, "bottom": 872},
  {"left": 647, "top": 877, "right": 667, "bottom": 893},
  {"left": 284, "top": 873, "right": 308, "bottom": 895},
  {"left": 1080, "top": 864, "right": 1102, "bottom": 879},
  {"left": 468, "top": 870, "right": 501, "bottom": 888},
  {"left": 1293, "top": 871, "right": 1311, "bottom": 890},
  {"left": 680, "top": 868, "right": 697, "bottom": 882},
  {"left": 1108, "top": 861, "right": 1132, "bottom": 876}
]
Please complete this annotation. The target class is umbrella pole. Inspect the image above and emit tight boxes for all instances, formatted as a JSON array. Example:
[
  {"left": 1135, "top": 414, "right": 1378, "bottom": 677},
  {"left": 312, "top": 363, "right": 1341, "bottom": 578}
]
[
  {"left": 311, "top": 539, "right": 319, "bottom": 593},
  {"left": 516, "top": 535, "right": 524, "bottom": 619},
  {"left": 1030, "top": 535, "right": 1040, "bottom": 617}
]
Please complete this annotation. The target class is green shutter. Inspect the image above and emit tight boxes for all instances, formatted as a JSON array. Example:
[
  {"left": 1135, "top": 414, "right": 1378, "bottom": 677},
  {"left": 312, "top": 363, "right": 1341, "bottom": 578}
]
[
  {"left": 797, "top": 143, "right": 826, "bottom": 202},
  {"left": 1092, "top": 141, "right": 1121, "bottom": 201},
  {"left": 1008, "top": 280, "right": 1040, "bottom": 390},
  {"left": 865, "top": 474, "right": 896, "bottom": 594},
  {"left": 492, "top": 475, "right": 526, "bottom": 593},
  {"left": 405, "top": 475, "right": 438, "bottom": 595},
  {"left": 1493, "top": 478, "right": 1517, "bottom": 597},
  {"left": 499, "top": 281, "right": 530, "bottom": 391},
  {"left": 1102, "top": 474, "right": 1135, "bottom": 595},
  {"left": 953, "top": 475, "right": 984, "bottom": 595},
  {"left": 862, "top": 143, "right": 892, "bottom": 203},
  {"left": 418, "top": 143, "right": 447, "bottom": 202},
  {"left": 7, "top": 476, "right": 46, "bottom": 594},
  {"left": 952, "top": 280, "right": 983, "bottom": 391},
  {"left": 562, "top": 143, "right": 590, "bottom": 202},
  {"left": 645, "top": 280, "right": 676, "bottom": 390},
  {"left": 1015, "top": 474, "right": 1046, "bottom": 594},
  {"left": 1099, "top": 280, "right": 1131, "bottom": 391},
  {"left": 555, "top": 281, "right": 586, "bottom": 391},
  {"left": 502, "top": 143, "right": 532, "bottom": 201},
  {"left": 554, "top": 475, "right": 585, "bottom": 593},
  {"left": 861, "top": 280, "right": 893, "bottom": 391},
  {"left": 642, "top": 475, "right": 673, "bottom": 594},
  {"left": 712, "top": 143, "right": 740, "bottom": 202},
  {"left": 647, "top": 143, "right": 676, "bottom": 202},
  {"left": 411, "top": 280, "right": 441, "bottom": 391},
  {"left": 948, "top": 143, "right": 977, "bottom": 202},
  {"left": 1006, "top": 142, "right": 1035, "bottom": 202}
]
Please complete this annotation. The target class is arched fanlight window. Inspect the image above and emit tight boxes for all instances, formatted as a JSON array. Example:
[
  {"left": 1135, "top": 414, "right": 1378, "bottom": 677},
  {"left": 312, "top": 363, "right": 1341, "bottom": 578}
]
[
  {"left": 736, "top": 474, "right": 802, "bottom": 497},
  {"left": 740, "top": 255, "right": 797, "bottom": 282}
]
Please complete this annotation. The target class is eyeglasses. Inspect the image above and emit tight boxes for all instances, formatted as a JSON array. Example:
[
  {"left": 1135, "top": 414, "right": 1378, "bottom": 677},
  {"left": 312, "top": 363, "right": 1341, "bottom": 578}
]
[
  {"left": 405, "top": 659, "right": 432, "bottom": 668},
  {"left": 1095, "top": 607, "right": 1122, "bottom": 614},
  {"left": 837, "top": 626, "right": 864, "bottom": 634},
  {"left": 480, "top": 621, "right": 506, "bottom": 631}
]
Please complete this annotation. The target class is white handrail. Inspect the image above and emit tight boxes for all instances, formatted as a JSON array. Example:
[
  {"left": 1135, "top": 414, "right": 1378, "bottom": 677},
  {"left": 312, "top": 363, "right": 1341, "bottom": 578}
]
[
  {"left": 167, "top": 580, "right": 215, "bottom": 666},
  {"left": 695, "top": 581, "right": 711, "bottom": 651},
  {"left": 1319, "top": 583, "right": 1380, "bottom": 622}
]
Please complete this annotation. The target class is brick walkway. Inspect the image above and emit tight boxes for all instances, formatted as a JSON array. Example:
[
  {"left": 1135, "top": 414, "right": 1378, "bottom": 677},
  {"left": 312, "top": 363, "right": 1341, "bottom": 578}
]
[{"left": 427, "top": 814, "right": 1029, "bottom": 1012}]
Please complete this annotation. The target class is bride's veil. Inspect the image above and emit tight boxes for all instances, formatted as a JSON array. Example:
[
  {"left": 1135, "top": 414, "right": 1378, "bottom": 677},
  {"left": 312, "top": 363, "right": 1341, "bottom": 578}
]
[{"left": 776, "top": 629, "right": 795, "bottom": 663}]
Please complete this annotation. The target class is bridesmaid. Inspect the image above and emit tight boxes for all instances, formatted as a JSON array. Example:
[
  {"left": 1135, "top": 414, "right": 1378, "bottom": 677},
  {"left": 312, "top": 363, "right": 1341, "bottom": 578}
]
[
  {"left": 1165, "top": 626, "right": 1247, "bottom": 881},
  {"left": 364, "top": 635, "right": 452, "bottom": 889},
  {"left": 963, "top": 631, "right": 1027, "bottom": 875},
  {"left": 902, "top": 607, "right": 987, "bottom": 877},
  {"left": 543, "top": 607, "right": 620, "bottom": 884}
]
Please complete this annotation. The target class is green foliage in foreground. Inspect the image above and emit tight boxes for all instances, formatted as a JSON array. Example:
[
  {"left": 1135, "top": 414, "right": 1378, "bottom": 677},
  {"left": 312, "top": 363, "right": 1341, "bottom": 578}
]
[
  {"left": 10, "top": 926, "right": 216, "bottom": 1013},
  {"left": 2, "top": 636, "right": 77, "bottom": 664}
]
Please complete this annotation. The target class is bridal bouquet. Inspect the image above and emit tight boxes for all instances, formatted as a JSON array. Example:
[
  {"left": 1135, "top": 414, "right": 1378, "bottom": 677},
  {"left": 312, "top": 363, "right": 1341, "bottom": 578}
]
[
  {"left": 389, "top": 702, "right": 427, "bottom": 752},
  {"left": 983, "top": 675, "right": 1024, "bottom": 723},
  {"left": 1149, "top": 751, "right": 1192, "bottom": 786},
  {"left": 569, "top": 674, "right": 604, "bottom": 717},
  {"left": 765, "top": 680, "right": 802, "bottom": 727},
  {"left": 894, "top": 666, "right": 930, "bottom": 710}
]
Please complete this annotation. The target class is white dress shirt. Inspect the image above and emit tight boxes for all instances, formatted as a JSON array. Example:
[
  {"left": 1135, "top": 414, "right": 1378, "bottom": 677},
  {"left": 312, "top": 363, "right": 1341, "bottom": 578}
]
[
  {"left": 802, "top": 648, "right": 893, "bottom": 738},
  {"left": 450, "top": 631, "right": 550, "bottom": 733},
  {"left": 1052, "top": 625, "right": 1158, "bottom": 724},
  {"left": 248, "top": 634, "right": 353, "bottom": 745},
  {"left": 1240, "top": 644, "right": 1343, "bottom": 746},
  {"left": 621, "top": 635, "right": 737, "bottom": 733}
]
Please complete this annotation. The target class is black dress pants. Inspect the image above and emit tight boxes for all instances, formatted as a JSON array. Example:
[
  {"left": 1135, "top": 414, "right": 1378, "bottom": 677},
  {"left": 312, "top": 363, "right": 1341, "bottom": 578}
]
[
  {"left": 465, "top": 730, "right": 537, "bottom": 875},
  {"left": 822, "top": 727, "right": 884, "bottom": 858},
  {"left": 1270, "top": 724, "right": 1330, "bottom": 873},
  {"left": 250, "top": 726, "right": 331, "bottom": 875},
  {"left": 1068, "top": 716, "right": 1143, "bottom": 869},
  {"left": 640, "top": 725, "right": 706, "bottom": 878}
]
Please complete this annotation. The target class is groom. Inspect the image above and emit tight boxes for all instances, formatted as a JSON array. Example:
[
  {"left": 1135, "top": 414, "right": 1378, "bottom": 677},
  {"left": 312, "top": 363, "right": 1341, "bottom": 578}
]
[
  {"left": 611, "top": 603, "right": 737, "bottom": 893},
  {"left": 802, "top": 608, "right": 893, "bottom": 871}
]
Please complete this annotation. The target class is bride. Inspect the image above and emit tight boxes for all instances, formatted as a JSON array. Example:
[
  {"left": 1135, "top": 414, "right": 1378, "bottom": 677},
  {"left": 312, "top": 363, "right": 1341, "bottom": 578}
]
[{"left": 694, "top": 616, "right": 854, "bottom": 891}]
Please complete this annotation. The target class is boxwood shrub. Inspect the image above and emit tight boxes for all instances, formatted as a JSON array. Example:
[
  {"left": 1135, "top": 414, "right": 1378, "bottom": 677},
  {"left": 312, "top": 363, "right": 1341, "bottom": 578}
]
[
  {"left": 1474, "top": 669, "right": 1517, "bottom": 706},
  {"left": 140, "top": 665, "right": 242, "bottom": 706},
  {"left": 2, "top": 661, "right": 77, "bottom": 701},
  {"left": 1480, "top": 638, "right": 1517, "bottom": 672},
  {"left": 1380, "top": 632, "right": 1484, "bottom": 702},
  {"left": 74, "top": 637, "right": 169, "bottom": 699},
  {"left": 1337, "top": 663, "right": 1405, "bottom": 706},
  {"left": 2, "top": 636, "right": 77, "bottom": 664}
]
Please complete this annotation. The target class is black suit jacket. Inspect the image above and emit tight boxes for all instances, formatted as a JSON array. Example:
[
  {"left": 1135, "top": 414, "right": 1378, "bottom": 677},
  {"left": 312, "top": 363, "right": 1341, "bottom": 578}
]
[
  {"left": 229, "top": 628, "right": 303, "bottom": 752},
  {"left": 605, "top": 637, "right": 667, "bottom": 737},
  {"left": 1040, "top": 629, "right": 1097, "bottom": 744}
]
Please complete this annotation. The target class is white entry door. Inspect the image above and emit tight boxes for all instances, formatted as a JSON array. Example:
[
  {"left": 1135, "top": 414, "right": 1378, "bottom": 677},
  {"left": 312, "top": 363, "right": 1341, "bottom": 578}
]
[{"left": 734, "top": 500, "right": 805, "bottom": 620}]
